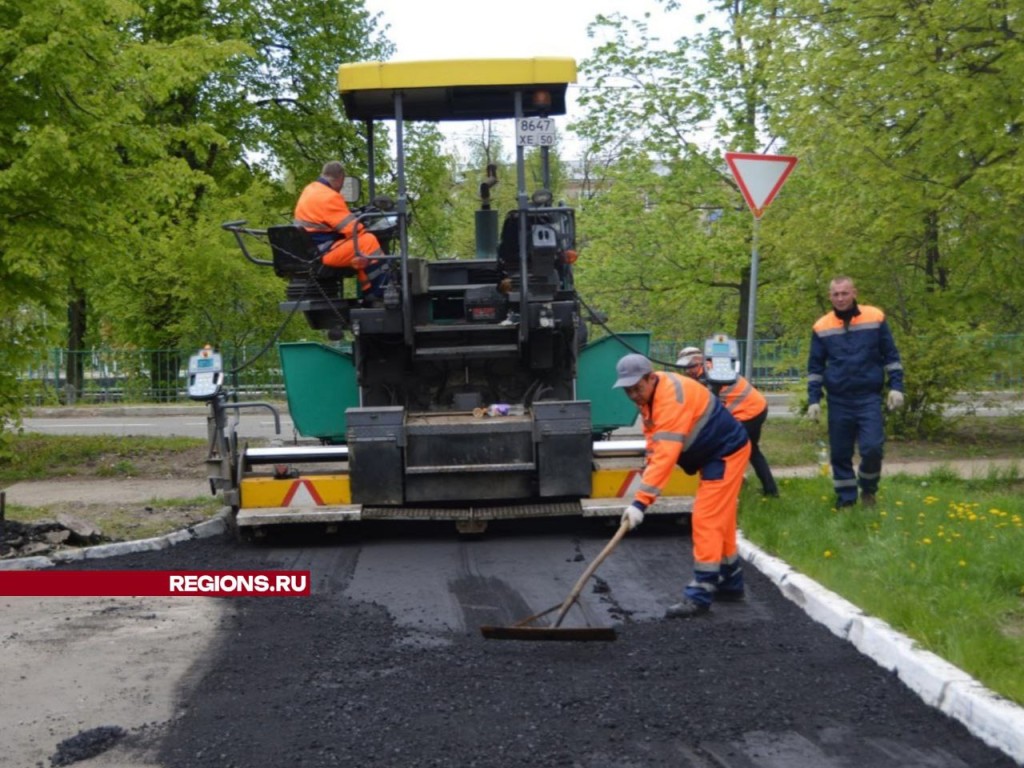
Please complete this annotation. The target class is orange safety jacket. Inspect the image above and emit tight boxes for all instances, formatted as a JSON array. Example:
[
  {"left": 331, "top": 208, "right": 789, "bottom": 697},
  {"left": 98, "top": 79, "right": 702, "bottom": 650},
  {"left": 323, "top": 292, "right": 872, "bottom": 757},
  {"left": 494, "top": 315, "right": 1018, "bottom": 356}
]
[
  {"left": 293, "top": 179, "right": 382, "bottom": 287},
  {"left": 714, "top": 374, "right": 767, "bottom": 422},
  {"left": 632, "top": 371, "right": 749, "bottom": 510},
  {"left": 693, "top": 365, "right": 767, "bottom": 423}
]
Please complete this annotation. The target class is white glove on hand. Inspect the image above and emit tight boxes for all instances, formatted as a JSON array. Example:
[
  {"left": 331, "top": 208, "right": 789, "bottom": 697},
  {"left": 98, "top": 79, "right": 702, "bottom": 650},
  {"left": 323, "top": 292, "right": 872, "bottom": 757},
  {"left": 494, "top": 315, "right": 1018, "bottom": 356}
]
[
  {"left": 621, "top": 503, "right": 645, "bottom": 531},
  {"left": 806, "top": 403, "right": 821, "bottom": 422},
  {"left": 887, "top": 390, "right": 905, "bottom": 411}
]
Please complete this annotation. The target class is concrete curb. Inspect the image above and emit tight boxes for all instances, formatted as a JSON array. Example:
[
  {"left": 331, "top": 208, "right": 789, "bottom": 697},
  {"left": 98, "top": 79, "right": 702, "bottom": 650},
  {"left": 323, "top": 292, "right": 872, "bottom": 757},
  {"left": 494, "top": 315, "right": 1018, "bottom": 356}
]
[
  {"left": 0, "top": 509, "right": 231, "bottom": 571},
  {"left": 738, "top": 532, "right": 1024, "bottom": 766}
]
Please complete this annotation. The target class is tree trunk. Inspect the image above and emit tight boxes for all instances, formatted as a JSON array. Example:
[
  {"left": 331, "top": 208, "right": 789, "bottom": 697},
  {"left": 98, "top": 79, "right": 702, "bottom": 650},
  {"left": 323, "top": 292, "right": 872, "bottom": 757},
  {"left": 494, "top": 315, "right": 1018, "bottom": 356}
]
[
  {"left": 65, "top": 289, "right": 87, "bottom": 404},
  {"left": 924, "top": 210, "right": 947, "bottom": 291}
]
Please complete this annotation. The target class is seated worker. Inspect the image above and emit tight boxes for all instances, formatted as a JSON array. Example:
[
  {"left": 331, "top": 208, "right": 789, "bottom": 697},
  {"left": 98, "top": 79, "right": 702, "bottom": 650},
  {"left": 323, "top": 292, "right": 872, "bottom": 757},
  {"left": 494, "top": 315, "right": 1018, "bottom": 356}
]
[
  {"left": 677, "top": 346, "right": 779, "bottom": 497},
  {"left": 293, "top": 161, "right": 387, "bottom": 297}
]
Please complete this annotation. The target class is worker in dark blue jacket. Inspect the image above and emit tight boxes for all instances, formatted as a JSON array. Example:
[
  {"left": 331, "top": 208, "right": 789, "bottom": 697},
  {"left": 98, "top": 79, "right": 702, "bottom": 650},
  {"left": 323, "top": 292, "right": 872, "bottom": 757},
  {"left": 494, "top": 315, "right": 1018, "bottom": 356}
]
[{"left": 807, "top": 276, "right": 905, "bottom": 508}]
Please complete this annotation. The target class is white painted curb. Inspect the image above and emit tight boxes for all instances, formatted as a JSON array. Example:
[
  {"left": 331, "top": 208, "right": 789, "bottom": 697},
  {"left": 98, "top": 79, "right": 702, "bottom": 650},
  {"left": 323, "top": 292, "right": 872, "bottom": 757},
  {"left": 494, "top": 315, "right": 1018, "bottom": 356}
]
[{"left": 739, "top": 531, "right": 1024, "bottom": 766}]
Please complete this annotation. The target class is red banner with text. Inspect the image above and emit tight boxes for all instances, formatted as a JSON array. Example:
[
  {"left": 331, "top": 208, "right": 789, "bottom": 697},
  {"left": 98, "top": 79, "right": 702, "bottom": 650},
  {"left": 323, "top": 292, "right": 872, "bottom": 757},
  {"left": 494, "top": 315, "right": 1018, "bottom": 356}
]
[{"left": 0, "top": 570, "right": 311, "bottom": 597}]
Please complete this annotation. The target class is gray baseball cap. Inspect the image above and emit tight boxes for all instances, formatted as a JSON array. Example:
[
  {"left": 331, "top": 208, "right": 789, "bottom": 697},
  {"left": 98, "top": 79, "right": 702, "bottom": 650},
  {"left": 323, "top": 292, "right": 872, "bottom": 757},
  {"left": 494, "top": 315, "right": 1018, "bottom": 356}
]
[{"left": 612, "top": 353, "right": 653, "bottom": 388}]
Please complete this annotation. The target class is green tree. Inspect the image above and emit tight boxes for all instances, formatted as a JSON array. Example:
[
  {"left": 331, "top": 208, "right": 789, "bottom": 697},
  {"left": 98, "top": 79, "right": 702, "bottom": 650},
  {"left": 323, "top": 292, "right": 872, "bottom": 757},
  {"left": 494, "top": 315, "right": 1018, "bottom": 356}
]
[
  {"left": 572, "top": 4, "right": 783, "bottom": 344},
  {"left": 758, "top": 0, "right": 1024, "bottom": 429},
  {"left": 0, "top": 0, "right": 247, "bottom": 408},
  {"left": 369, "top": 122, "right": 459, "bottom": 260},
  {"left": 764, "top": 0, "right": 1024, "bottom": 315},
  {"left": 91, "top": 0, "right": 390, "bottom": 393}
]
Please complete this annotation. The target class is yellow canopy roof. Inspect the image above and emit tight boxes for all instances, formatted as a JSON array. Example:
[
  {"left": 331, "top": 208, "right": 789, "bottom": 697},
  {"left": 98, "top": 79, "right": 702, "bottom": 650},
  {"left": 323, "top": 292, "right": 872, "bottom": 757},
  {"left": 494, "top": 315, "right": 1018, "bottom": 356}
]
[{"left": 338, "top": 58, "right": 577, "bottom": 122}]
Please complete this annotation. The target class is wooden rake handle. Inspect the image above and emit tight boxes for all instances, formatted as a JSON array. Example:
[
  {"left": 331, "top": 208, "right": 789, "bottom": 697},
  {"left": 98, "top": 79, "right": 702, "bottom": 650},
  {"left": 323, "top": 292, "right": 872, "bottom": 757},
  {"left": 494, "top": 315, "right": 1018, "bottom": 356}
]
[{"left": 553, "top": 519, "right": 631, "bottom": 628}]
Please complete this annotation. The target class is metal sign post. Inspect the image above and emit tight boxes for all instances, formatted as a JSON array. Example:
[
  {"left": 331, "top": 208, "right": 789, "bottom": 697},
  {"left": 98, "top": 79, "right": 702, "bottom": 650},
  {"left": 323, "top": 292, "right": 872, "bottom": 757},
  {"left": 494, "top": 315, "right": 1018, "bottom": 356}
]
[
  {"left": 724, "top": 152, "right": 798, "bottom": 377},
  {"left": 744, "top": 216, "right": 762, "bottom": 378}
]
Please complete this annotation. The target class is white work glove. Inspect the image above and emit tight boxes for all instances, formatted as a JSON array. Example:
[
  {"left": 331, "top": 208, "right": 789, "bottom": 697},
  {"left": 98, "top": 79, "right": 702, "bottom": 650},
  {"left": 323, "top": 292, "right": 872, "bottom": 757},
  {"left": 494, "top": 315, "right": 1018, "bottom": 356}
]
[
  {"left": 806, "top": 403, "right": 821, "bottom": 422},
  {"left": 621, "top": 503, "right": 645, "bottom": 531},
  {"left": 887, "top": 390, "right": 905, "bottom": 411}
]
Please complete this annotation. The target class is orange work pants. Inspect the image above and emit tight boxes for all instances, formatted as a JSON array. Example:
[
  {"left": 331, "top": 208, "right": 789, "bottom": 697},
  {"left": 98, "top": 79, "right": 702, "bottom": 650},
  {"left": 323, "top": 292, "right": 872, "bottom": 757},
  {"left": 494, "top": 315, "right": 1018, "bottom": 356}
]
[
  {"left": 321, "top": 231, "right": 384, "bottom": 293},
  {"left": 691, "top": 440, "right": 751, "bottom": 569}
]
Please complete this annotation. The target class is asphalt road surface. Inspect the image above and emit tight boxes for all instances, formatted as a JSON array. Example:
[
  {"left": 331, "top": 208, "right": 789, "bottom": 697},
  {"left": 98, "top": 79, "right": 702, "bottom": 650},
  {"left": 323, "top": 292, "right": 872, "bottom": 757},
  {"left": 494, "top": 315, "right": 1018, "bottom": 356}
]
[{"left": 11, "top": 519, "right": 1018, "bottom": 768}]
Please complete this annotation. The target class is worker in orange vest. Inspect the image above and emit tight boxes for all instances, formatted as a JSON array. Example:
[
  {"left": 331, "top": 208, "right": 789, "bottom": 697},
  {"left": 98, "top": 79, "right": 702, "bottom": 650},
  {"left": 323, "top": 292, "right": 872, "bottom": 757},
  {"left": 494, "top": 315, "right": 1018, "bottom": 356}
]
[
  {"left": 293, "top": 161, "right": 386, "bottom": 297},
  {"left": 677, "top": 346, "right": 779, "bottom": 497},
  {"left": 614, "top": 354, "right": 751, "bottom": 618}
]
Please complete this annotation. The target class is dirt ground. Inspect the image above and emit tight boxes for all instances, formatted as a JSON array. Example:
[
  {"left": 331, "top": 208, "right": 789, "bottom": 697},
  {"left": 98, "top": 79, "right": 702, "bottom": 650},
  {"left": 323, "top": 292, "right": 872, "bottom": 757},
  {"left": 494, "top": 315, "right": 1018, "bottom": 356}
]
[
  {"left": 1, "top": 448, "right": 230, "bottom": 768},
  {"left": 1, "top": 446, "right": 217, "bottom": 555},
  {"left": 1, "top": 594, "right": 225, "bottom": 768}
]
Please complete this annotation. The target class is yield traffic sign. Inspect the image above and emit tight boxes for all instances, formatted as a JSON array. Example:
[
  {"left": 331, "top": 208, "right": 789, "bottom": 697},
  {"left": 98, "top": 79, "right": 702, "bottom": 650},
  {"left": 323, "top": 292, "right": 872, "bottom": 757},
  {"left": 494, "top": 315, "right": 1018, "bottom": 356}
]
[{"left": 725, "top": 152, "right": 798, "bottom": 218}]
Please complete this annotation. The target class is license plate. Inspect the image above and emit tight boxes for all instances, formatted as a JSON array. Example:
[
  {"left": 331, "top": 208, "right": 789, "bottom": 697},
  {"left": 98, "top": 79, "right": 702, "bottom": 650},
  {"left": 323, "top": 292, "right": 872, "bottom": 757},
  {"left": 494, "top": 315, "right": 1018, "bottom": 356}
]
[{"left": 516, "top": 117, "right": 556, "bottom": 147}]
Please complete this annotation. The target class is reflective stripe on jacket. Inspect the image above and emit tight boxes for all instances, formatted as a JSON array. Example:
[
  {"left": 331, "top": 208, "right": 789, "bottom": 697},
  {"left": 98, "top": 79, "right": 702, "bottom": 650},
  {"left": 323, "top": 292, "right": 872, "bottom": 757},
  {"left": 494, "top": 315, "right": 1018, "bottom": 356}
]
[
  {"left": 633, "top": 371, "right": 749, "bottom": 509},
  {"left": 293, "top": 178, "right": 381, "bottom": 270},
  {"left": 807, "top": 304, "right": 904, "bottom": 404},
  {"left": 715, "top": 374, "right": 766, "bottom": 422}
]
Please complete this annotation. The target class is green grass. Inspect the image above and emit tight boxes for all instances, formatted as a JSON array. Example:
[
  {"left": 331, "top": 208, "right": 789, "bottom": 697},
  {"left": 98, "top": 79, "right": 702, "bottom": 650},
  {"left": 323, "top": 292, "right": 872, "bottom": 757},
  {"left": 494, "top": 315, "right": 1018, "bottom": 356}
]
[
  {"left": 760, "top": 413, "right": 1024, "bottom": 467},
  {"left": 0, "top": 433, "right": 206, "bottom": 483},
  {"left": 740, "top": 469, "right": 1024, "bottom": 706}
]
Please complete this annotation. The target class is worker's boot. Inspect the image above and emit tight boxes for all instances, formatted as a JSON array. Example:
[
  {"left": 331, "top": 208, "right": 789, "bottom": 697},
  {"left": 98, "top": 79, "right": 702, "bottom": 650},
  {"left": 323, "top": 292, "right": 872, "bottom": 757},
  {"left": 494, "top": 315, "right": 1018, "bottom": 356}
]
[
  {"left": 664, "top": 599, "right": 709, "bottom": 619},
  {"left": 666, "top": 574, "right": 715, "bottom": 618},
  {"left": 717, "top": 555, "right": 745, "bottom": 602}
]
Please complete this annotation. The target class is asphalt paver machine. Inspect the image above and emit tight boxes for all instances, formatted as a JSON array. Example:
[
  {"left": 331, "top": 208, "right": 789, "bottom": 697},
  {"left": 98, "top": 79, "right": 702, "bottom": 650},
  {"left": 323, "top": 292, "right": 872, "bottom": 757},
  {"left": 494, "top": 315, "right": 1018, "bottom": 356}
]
[{"left": 215, "top": 58, "right": 696, "bottom": 536}]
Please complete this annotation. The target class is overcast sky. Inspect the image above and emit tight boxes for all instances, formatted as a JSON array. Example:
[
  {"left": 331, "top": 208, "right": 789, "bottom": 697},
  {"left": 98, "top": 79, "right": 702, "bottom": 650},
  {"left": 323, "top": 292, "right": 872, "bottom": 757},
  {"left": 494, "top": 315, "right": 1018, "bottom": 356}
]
[
  {"left": 364, "top": 0, "right": 691, "bottom": 62},
  {"left": 362, "top": 0, "right": 714, "bottom": 157}
]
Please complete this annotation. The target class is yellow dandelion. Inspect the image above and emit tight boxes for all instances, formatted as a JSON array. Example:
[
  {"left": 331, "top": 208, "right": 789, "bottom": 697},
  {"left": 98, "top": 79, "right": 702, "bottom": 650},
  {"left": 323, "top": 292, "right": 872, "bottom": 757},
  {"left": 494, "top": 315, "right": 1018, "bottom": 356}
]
[
  {"left": 824, "top": 550, "right": 833, "bottom": 558},
  {"left": 922, "top": 537, "right": 932, "bottom": 545},
  {"left": 959, "top": 560, "right": 967, "bottom": 567}
]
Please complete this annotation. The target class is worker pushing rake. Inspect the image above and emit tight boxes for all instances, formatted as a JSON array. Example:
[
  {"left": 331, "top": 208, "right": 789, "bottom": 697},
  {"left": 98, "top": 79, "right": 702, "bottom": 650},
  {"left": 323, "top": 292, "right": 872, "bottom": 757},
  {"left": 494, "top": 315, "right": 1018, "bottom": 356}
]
[{"left": 481, "top": 352, "right": 753, "bottom": 641}]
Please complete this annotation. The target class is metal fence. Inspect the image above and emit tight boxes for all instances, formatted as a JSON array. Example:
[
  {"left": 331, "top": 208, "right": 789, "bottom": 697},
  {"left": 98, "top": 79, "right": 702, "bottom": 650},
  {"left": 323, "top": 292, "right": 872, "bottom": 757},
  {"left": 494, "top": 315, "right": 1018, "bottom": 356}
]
[
  {"left": 19, "top": 346, "right": 291, "bottom": 406},
  {"left": 652, "top": 334, "right": 1024, "bottom": 392},
  {"left": 18, "top": 335, "right": 1023, "bottom": 406},
  {"left": 648, "top": 339, "right": 806, "bottom": 392}
]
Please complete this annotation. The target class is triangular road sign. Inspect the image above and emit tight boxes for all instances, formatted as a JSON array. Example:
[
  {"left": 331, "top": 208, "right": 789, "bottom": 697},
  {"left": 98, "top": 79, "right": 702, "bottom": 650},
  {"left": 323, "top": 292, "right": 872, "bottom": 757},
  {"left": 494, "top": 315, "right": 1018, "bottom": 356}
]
[{"left": 725, "top": 152, "right": 798, "bottom": 218}]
